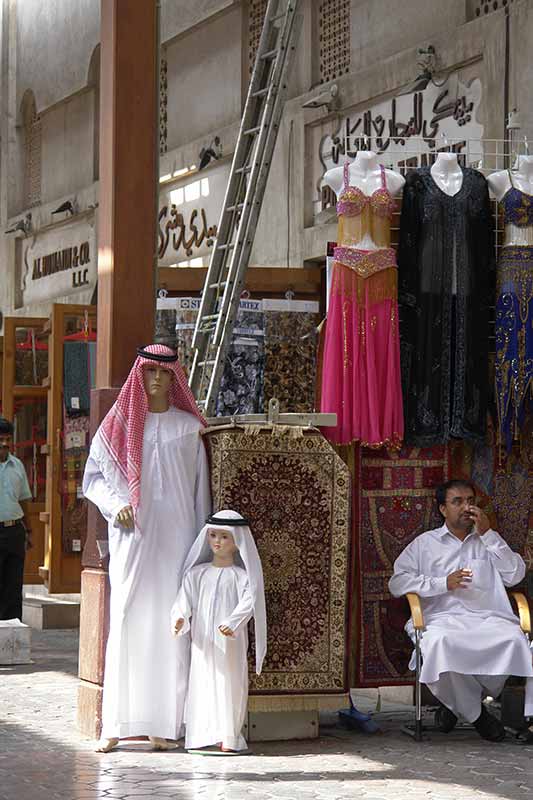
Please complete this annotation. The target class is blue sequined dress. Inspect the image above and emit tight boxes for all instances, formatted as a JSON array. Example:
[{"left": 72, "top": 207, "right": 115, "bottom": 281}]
[{"left": 495, "top": 173, "right": 533, "bottom": 450}]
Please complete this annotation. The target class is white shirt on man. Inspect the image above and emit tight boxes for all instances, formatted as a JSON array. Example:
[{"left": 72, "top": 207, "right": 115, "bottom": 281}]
[
  {"left": 389, "top": 524, "right": 533, "bottom": 721},
  {"left": 389, "top": 525, "right": 525, "bottom": 624},
  {"left": 0, "top": 454, "right": 32, "bottom": 522}
]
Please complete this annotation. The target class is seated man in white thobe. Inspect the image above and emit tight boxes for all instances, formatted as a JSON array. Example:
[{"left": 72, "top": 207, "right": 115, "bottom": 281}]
[{"left": 389, "top": 479, "right": 533, "bottom": 741}]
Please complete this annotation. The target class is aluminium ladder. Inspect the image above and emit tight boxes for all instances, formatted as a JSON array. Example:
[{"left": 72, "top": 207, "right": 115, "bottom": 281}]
[{"left": 188, "top": 0, "right": 301, "bottom": 416}]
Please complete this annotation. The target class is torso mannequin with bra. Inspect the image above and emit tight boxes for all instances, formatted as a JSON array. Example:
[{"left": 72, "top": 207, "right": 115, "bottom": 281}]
[
  {"left": 488, "top": 156, "right": 533, "bottom": 451},
  {"left": 324, "top": 151, "right": 405, "bottom": 250},
  {"left": 488, "top": 155, "right": 533, "bottom": 245},
  {"left": 319, "top": 150, "right": 405, "bottom": 449}
]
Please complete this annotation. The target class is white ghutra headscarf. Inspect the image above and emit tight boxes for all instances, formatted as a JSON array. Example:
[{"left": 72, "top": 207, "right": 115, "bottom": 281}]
[{"left": 182, "top": 509, "right": 267, "bottom": 675}]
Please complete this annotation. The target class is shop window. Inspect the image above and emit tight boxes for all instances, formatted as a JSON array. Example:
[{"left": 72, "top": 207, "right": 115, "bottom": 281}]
[
  {"left": 248, "top": 0, "right": 268, "bottom": 74},
  {"left": 22, "top": 92, "right": 42, "bottom": 209},
  {"left": 13, "top": 398, "right": 47, "bottom": 504},
  {"left": 467, "top": 0, "right": 515, "bottom": 19},
  {"left": 14, "top": 325, "right": 48, "bottom": 387},
  {"left": 317, "top": 0, "right": 351, "bottom": 84},
  {"left": 160, "top": 55, "right": 168, "bottom": 154}
]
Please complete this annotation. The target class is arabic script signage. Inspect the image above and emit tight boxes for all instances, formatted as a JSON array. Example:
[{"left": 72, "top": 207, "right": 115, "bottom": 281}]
[
  {"left": 158, "top": 161, "right": 230, "bottom": 266},
  {"left": 318, "top": 75, "right": 483, "bottom": 177},
  {"left": 158, "top": 206, "right": 217, "bottom": 260}
]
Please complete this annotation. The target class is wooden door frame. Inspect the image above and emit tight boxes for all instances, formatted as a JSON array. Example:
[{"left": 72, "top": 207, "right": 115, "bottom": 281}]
[
  {"left": 44, "top": 304, "right": 97, "bottom": 593},
  {"left": 1, "top": 316, "right": 49, "bottom": 586}
]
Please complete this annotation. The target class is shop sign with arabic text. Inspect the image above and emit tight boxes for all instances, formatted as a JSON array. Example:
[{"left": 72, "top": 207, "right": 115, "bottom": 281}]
[
  {"left": 158, "top": 161, "right": 230, "bottom": 266},
  {"left": 318, "top": 75, "right": 483, "bottom": 177}
]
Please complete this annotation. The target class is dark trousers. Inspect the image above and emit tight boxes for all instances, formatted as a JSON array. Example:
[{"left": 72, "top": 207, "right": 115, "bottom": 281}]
[{"left": 0, "top": 522, "right": 26, "bottom": 621}]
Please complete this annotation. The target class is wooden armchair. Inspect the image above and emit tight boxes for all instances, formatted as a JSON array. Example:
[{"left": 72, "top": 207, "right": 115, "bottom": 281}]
[{"left": 405, "top": 591, "right": 531, "bottom": 741}]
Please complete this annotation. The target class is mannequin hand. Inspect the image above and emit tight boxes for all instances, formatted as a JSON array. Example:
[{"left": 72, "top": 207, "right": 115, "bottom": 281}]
[
  {"left": 218, "top": 625, "right": 234, "bottom": 637},
  {"left": 115, "top": 505, "right": 134, "bottom": 529},
  {"left": 173, "top": 618, "right": 184, "bottom": 635},
  {"left": 447, "top": 569, "right": 472, "bottom": 590}
]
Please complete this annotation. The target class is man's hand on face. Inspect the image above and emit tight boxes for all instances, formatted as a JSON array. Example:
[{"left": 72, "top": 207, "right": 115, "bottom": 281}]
[
  {"left": 447, "top": 568, "right": 473, "bottom": 590},
  {"left": 464, "top": 505, "right": 491, "bottom": 536},
  {"left": 115, "top": 505, "right": 135, "bottom": 529}
]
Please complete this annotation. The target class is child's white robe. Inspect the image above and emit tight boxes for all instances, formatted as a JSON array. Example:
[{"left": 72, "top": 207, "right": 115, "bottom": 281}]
[{"left": 173, "top": 564, "right": 254, "bottom": 750}]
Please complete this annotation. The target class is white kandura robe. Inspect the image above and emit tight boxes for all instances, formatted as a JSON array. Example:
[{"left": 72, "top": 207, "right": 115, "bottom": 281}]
[
  {"left": 83, "top": 408, "right": 211, "bottom": 740},
  {"left": 389, "top": 525, "right": 533, "bottom": 723},
  {"left": 172, "top": 564, "right": 254, "bottom": 750}
]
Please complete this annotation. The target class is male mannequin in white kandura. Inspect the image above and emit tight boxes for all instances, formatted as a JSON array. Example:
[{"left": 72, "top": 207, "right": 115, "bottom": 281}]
[{"left": 83, "top": 344, "right": 211, "bottom": 753}]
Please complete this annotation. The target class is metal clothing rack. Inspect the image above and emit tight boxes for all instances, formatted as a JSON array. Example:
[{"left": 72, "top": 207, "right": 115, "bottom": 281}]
[{"left": 326, "top": 135, "right": 533, "bottom": 264}]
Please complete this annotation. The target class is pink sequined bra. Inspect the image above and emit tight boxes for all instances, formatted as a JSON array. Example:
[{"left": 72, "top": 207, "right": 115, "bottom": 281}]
[{"left": 337, "top": 162, "right": 395, "bottom": 219}]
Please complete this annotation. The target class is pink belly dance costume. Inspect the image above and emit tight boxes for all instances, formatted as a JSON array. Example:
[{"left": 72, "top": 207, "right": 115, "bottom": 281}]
[{"left": 320, "top": 163, "right": 404, "bottom": 447}]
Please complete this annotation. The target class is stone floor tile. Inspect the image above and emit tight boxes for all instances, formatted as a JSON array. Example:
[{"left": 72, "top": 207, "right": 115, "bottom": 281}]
[{"left": 4, "top": 630, "right": 533, "bottom": 800}]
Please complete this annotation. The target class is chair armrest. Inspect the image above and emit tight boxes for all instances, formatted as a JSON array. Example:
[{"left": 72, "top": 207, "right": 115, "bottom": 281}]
[
  {"left": 509, "top": 591, "right": 531, "bottom": 635},
  {"left": 406, "top": 592, "right": 425, "bottom": 630}
]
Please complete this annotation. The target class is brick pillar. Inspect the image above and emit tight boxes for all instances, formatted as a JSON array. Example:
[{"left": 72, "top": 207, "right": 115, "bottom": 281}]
[{"left": 77, "top": 0, "right": 158, "bottom": 738}]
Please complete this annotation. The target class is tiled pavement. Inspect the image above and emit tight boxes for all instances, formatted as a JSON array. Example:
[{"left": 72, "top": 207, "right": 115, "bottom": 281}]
[{"left": 1, "top": 630, "right": 532, "bottom": 800}]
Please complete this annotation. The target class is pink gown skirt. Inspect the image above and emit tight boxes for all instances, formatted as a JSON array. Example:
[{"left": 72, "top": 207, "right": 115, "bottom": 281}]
[{"left": 320, "top": 248, "right": 404, "bottom": 447}]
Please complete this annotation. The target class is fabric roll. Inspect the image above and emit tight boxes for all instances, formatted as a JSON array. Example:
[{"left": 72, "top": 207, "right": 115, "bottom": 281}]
[
  {"left": 15, "top": 349, "right": 48, "bottom": 387},
  {"left": 63, "top": 342, "right": 90, "bottom": 416},
  {"left": 175, "top": 298, "right": 200, "bottom": 378},
  {"left": 155, "top": 308, "right": 178, "bottom": 349},
  {"left": 263, "top": 301, "right": 320, "bottom": 414},
  {"left": 62, "top": 412, "right": 90, "bottom": 554},
  {"left": 216, "top": 300, "right": 264, "bottom": 416}
]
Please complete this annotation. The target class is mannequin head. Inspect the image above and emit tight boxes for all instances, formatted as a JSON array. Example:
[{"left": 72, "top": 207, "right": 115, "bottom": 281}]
[
  {"left": 513, "top": 155, "right": 533, "bottom": 175},
  {"left": 433, "top": 152, "right": 460, "bottom": 170},
  {"left": 208, "top": 526, "right": 238, "bottom": 566},
  {"left": 353, "top": 150, "right": 378, "bottom": 170},
  {"left": 142, "top": 365, "right": 172, "bottom": 412}
]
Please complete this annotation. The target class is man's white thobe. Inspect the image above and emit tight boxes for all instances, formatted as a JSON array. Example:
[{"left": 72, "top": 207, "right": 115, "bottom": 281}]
[
  {"left": 172, "top": 564, "right": 254, "bottom": 751},
  {"left": 83, "top": 408, "right": 211, "bottom": 739},
  {"left": 389, "top": 525, "right": 533, "bottom": 722}
]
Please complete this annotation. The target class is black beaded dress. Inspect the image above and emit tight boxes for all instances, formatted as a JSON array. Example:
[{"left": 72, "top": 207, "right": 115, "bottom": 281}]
[{"left": 397, "top": 167, "right": 494, "bottom": 445}]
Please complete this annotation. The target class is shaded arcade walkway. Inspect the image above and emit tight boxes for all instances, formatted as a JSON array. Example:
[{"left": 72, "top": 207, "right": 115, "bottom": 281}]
[{"left": 0, "top": 630, "right": 531, "bottom": 800}]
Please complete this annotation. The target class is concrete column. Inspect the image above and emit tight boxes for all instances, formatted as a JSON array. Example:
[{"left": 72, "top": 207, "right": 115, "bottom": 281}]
[
  {"left": 77, "top": 0, "right": 158, "bottom": 738},
  {"left": 0, "top": 0, "right": 18, "bottom": 324}
]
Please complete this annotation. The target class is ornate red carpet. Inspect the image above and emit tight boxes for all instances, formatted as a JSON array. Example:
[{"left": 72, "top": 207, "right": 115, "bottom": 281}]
[
  {"left": 354, "top": 444, "right": 449, "bottom": 687},
  {"left": 206, "top": 427, "right": 354, "bottom": 695}
]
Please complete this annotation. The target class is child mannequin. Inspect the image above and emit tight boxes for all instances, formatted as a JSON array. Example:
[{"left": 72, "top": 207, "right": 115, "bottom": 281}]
[{"left": 171, "top": 509, "right": 267, "bottom": 753}]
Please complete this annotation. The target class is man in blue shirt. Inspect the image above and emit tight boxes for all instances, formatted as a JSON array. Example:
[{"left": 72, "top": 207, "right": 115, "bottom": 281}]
[{"left": 0, "top": 417, "right": 32, "bottom": 620}]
